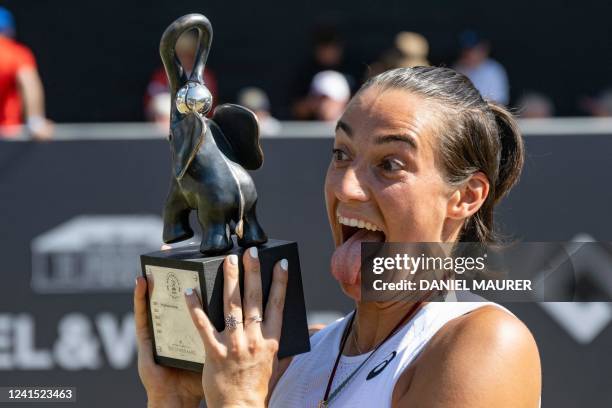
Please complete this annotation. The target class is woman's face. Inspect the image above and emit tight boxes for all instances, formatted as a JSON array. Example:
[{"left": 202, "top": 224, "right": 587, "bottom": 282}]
[{"left": 324, "top": 86, "right": 455, "bottom": 300}]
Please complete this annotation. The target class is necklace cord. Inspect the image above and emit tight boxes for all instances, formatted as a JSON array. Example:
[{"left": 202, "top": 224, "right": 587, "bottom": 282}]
[
  {"left": 321, "top": 312, "right": 355, "bottom": 402},
  {"left": 321, "top": 300, "right": 425, "bottom": 405}
]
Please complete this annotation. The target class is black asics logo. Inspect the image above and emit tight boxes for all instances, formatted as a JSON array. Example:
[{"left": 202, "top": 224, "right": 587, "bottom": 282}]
[{"left": 366, "top": 351, "right": 397, "bottom": 380}]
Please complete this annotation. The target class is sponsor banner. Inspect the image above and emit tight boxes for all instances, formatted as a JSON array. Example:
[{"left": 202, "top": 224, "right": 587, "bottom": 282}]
[{"left": 0, "top": 312, "right": 134, "bottom": 371}]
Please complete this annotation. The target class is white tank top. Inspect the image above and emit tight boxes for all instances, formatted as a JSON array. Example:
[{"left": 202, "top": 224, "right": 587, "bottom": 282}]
[{"left": 270, "top": 298, "right": 514, "bottom": 407}]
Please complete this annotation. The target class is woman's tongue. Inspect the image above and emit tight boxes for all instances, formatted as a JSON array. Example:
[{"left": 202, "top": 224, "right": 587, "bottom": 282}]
[{"left": 331, "top": 228, "right": 385, "bottom": 285}]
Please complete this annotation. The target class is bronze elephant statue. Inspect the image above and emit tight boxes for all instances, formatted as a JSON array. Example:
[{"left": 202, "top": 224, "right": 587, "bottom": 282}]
[{"left": 159, "top": 14, "right": 267, "bottom": 254}]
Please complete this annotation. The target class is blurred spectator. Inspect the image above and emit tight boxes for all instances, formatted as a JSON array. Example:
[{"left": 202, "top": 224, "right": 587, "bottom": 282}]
[
  {"left": 580, "top": 89, "right": 612, "bottom": 117},
  {"left": 454, "top": 30, "right": 509, "bottom": 105},
  {"left": 0, "top": 7, "right": 53, "bottom": 139},
  {"left": 290, "top": 23, "right": 353, "bottom": 119},
  {"left": 308, "top": 70, "right": 350, "bottom": 122},
  {"left": 394, "top": 32, "right": 430, "bottom": 68},
  {"left": 237, "top": 87, "right": 281, "bottom": 136},
  {"left": 369, "top": 31, "right": 430, "bottom": 77},
  {"left": 517, "top": 92, "right": 555, "bottom": 118},
  {"left": 145, "top": 29, "right": 218, "bottom": 122},
  {"left": 148, "top": 92, "right": 171, "bottom": 131}
]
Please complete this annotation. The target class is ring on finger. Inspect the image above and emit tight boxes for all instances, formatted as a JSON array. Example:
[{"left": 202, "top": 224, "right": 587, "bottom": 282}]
[
  {"left": 224, "top": 314, "right": 243, "bottom": 330},
  {"left": 246, "top": 314, "right": 263, "bottom": 324}
]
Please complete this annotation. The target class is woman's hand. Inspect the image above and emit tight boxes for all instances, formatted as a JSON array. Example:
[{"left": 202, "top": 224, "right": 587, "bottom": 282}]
[
  {"left": 134, "top": 276, "right": 203, "bottom": 408},
  {"left": 184, "top": 247, "right": 288, "bottom": 408}
]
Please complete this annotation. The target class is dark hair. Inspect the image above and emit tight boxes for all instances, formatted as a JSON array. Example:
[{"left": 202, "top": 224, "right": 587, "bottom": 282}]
[{"left": 359, "top": 66, "right": 524, "bottom": 244}]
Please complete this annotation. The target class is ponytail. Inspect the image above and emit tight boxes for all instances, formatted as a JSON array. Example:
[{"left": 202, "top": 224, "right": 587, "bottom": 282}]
[
  {"left": 459, "top": 102, "right": 525, "bottom": 244},
  {"left": 487, "top": 101, "right": 525, "bottom": 204}
]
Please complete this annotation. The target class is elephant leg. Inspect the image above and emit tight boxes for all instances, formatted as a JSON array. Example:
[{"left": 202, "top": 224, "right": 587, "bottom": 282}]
[
  {"left": 162, "top": 180, "right": 194, "bottom": 244},
  {"left": 237, "top": 201, "right": 268, "bottom": 248},
  {"left": 198, "top": 209, "right": 233, "bottom": 255}
]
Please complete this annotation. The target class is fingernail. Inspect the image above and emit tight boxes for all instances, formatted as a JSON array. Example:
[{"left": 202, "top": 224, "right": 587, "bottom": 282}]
[
  {"left": 134, "top": 277, "right": 139, "bottom": 286},
  {"left": 185, "top": 287, "right": 193, "bottom": 296},
  {"left": 249, "top": 246, "right": 258, "bottom": 258},
  {"left": 228, "top": 254, "right": 238, "bottom": 265},
  {"left": 280, "top": 259, "right": 288, "bottom": 271}
]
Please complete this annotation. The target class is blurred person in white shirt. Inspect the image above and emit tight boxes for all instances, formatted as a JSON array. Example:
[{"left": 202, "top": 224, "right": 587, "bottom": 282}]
[{"left": 454, "top": 30, "right": 509, "bottom": 105}]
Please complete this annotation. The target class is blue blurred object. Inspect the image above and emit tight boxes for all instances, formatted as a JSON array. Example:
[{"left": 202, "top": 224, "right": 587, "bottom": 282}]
[
  {"left": 459, "top": 30, "right": 481, "bottom": 49},
  {"left": 0, "top": 7, "right": 15, "bottom": 37}
]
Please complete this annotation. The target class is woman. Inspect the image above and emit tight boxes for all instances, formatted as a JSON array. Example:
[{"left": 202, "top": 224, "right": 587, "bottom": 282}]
[{"left": 134, "top": 66, "right": 541, "bottom": 407}]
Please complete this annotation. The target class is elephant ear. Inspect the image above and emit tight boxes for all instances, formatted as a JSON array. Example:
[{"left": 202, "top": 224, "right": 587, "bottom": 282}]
[
  {"left": 209, "top": 104, "right": 264, "bottom": 170},
  {"left": 170, "top": 113, "right": 204, "bottom": 179}
]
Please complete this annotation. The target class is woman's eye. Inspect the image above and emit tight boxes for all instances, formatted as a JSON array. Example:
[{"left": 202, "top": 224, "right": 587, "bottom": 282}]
[
  {"left": 332, "top": 148, "right": 349, "bottom": 162},
  {"left": 379, "top": 158, "right": 405, "bottom": 172}
]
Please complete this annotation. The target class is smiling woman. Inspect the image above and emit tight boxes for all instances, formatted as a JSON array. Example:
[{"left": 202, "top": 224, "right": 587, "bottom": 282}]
[{"left": 135, "top": 66, "right": 541, "bottom": 408}]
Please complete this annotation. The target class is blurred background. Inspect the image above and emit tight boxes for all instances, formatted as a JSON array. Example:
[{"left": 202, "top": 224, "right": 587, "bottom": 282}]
[{"left": 0, "top": 0, "right": 611, "bottom": 407}]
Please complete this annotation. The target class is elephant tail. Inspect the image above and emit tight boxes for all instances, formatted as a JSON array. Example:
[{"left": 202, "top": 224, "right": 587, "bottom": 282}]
[
  {"left": 220, "top": 155, "right": 245, "bottom": 239},
  {"left": 235, "top": 219, "right": 244, "bottom": 239}
]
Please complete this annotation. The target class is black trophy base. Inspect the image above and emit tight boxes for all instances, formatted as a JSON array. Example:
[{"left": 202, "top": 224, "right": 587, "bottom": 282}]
[{"left": 140, "top": 238, "right": 310, "bottom": 372}]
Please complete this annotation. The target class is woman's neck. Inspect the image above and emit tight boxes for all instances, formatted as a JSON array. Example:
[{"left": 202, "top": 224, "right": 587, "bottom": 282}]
[{"left": 343, "top": 300, "right": 425, "bottom": 356}]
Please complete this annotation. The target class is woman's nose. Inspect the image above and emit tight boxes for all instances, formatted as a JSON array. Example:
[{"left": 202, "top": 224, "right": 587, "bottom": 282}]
[{"left": 336, "top": 166, "right": 369, "bottom": 202}]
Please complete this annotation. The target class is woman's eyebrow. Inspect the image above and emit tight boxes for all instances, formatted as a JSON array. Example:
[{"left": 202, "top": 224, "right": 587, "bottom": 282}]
[
  {"left": 375, "top": 134, "right": 418, "bottom": 149},
  {"left": 335, "top": 120, "right": 353, "bottom": 137}
]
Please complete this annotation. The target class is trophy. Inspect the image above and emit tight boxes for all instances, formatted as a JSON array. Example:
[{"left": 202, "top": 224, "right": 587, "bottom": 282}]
[{"left": 140, "top": 14, "right": 310, "bottom": 372}]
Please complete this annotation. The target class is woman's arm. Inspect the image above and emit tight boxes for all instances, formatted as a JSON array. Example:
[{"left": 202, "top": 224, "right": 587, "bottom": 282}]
[{"left": 393, "top": 306, "right": 541, "bottom": 407}]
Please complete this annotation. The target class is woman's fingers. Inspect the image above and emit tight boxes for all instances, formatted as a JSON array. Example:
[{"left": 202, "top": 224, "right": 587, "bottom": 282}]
[
  {"left": 134, "top": 276, "right": 153, "bottom": 355},
  {"left": 263, "top": 259, "right": 289, "bottom": 340},
  {"left": 223, "top": 254, "right": 244, "bottom": 334},
  {"left": 184, "top": 288, "right": 222, "bottom": 352},
  {"left": 243, "top": 247, "right": 263, "bottom": 334}
]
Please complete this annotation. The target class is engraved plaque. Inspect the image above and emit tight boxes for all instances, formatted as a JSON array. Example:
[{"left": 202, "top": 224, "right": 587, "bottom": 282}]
[{"left": 145, "top": 264, "right": 205, "bottom": 364}]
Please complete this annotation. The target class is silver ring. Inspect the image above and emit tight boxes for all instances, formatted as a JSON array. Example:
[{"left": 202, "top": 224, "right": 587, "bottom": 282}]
[
  {"left": 224, "top": 314, "right": 243, "bottom": 330},
  {"left": 246, "top": 315, "right": 263, "bottom": 324}
]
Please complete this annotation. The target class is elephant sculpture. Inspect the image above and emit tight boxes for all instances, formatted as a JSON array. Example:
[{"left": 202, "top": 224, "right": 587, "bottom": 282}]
[{"left": 159, "top": 14, "right": 268, "bottom": 255}]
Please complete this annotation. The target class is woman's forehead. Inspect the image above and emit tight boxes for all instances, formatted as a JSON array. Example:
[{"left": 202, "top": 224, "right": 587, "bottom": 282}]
[{"left": 338, "top": 87, "right": 437, "bottom": 143}]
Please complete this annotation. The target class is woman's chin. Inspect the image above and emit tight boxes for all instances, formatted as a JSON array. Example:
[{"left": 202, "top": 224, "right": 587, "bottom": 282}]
[{"left": 339, "top": 280, "right": 361, "bottom": 302}]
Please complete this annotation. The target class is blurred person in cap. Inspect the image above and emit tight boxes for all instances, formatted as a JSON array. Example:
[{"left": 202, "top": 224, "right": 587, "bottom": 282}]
[
  {"left": 237, "top": 87, "right": 281, "bottom": 136},
  {"left": 369, "top": 31, "right": 430, "bottom": 77},
  {"left": 517, "top": 92, "right": 555, "bottom": 118},
  {"left": 290, "top": 22, "right": 354, "bottom": 119},
  {"left": 454, "top": 30, "right": 509, "bottom": 105},
  {"left": 145, "top": 29, "right": 218, "bottom": 120},
  {"left": 0, "top": 7, "right": 53, "bottom": 139},
  {"left": 309, "top": 70, "right": 351, "bottom": 122}
]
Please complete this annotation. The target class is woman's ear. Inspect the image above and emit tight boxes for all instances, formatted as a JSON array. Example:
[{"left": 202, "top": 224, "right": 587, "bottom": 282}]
[{"left": 446, "top": 172, "right": 490, "bottom": 220}]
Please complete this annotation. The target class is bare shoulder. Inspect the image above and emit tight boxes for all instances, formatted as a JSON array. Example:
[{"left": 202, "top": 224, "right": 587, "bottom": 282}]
[{"left": 393, "top": 306, "right": 541, "bottom": 408}]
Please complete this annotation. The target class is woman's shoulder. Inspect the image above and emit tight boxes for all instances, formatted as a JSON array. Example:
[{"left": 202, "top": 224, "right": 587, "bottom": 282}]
[
  {"left": 429, "top": 305, "right": 539, "bottom": 362},
  {"left": 394, "top": 305, "right": 541, "bottom": 407}
]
